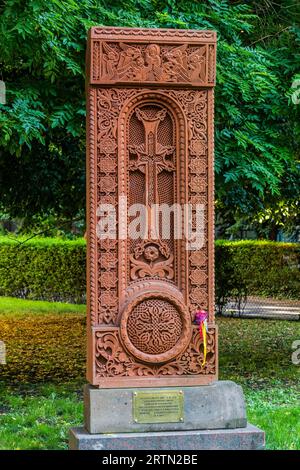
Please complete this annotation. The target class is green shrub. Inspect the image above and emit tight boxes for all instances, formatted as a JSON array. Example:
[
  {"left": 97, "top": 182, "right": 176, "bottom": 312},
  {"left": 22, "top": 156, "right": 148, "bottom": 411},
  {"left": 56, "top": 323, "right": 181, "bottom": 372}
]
[
  {"left": 216, "top": 240, "right": 300, "bottom": 303},
  {"left": 0, "top": 237, "right": 299, "bottom": 303},
  {"left": 0, "top": 237, "right": 86, "bottom": 303},
  {"left": 215, "top": 241, "right": 248, "bottom": 314}
]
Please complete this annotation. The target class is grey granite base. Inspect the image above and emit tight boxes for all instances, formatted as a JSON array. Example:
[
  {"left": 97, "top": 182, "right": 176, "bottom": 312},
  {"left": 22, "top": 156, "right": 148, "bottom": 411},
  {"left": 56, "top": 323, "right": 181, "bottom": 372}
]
[
  {"left": 69, "top": 424, "right": 265, "bottom": 450},
  {"left": 70, "top": 380, "right": 265, "bottom": 450},
  {"left": 84, "top": 381, "right": 247, "bottom": 434}
]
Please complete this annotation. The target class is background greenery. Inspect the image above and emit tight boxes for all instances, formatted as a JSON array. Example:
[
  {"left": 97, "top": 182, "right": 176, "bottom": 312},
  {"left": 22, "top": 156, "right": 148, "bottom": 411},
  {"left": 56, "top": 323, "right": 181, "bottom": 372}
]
[
  {"left": 0, "top": 0, "right": 299, "bottom": 237},
  {"left": 0, "top": 2, "right": 299, "bottom": 451},
  {"left": 0, "top": 236, "right": 86, "bottom": 302},
  {"left": 0, "top": 237, "right": 298, "bottom": 302}
]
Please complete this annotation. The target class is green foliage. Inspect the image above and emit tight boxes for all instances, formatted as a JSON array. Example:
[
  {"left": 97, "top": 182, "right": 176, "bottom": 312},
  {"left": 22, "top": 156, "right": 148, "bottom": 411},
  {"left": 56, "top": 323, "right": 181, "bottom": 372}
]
[
  {"left": 219, "top": 317, "right": 300, "bottom": 388},
  {"left": 0, "top": 384, "right": 83, "bottom": 450},
  {"left": 0, "top": 295, "right": 86, "bottom": 316},
  {"left": 246, "top": 388, "right": 300, "bottom": 450},
  {"left": 0, "top": 236, "right": 298, "bottom": 303},
  {"left": 216, "top": 240, "right": 300, "bottom": 304},
  {"left": 0, "top": 0, "right": 299, "bottom": 230},
  {"left": 0, "top": 236, "right": 86, "bottom": 302}
]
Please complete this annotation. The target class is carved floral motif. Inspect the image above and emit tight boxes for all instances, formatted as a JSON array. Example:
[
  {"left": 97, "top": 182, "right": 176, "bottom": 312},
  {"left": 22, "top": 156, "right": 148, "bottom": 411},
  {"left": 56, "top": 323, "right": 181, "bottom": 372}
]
[
  {"left": 190, "top": 287, "right": 208, "bottom": 305},
  {"left": 99, "top": 138, "right": 117, "bottom": 155},
  {"left": 190, "top": 139, "right": 207, "bottom": 156},
  {"left": 144, "top": 245, "right": 159, "bottom": 261},
  {"left": 100, "top": 272, "right": 117, "bottom": 289},
  {"left": 189, "top": 158, "right": 206, "bottom": 174},
  {"left": 94, "top": 326, "right": 216, "bottom": 379},
  {"left": 100, "top": 175, "right": 116, "bottom": 192},
  {"left": 130, "top": 241, "right": 174, "bottom": 281},
  {"left": 190, "top": 251, "right": 207, "bottom": 267},
  {"left": 101, "top": 253, "right": 117, "bottom": 270},
  {"left": 130, "top": 253, "right": 174, "bottom": 280},
  {"left": 189, "top": 176, "right": 207, "bottom": 194},
  {"left": 98, "top": 157, "right": 116, "bottom": 173},
  {"left": 190, "top": 269, "right": 208, "bottom": 286}
]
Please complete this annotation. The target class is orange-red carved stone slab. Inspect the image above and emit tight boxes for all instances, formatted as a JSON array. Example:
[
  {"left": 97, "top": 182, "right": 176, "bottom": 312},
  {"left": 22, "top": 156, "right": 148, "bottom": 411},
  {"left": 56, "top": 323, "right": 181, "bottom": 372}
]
[
  {"left": 86, "top": 27, "right": 217, "bottom": 388},
  {"left": 89, "top": 28, "right": 216, "bottom": 87}
]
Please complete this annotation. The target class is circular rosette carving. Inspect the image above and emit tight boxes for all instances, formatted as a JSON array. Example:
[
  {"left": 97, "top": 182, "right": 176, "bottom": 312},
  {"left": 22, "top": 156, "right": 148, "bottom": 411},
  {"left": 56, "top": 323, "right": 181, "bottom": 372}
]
[
  {"left": 127, "top": 299, "right": 182, "bottom": 354},
  {"left": 120, "top": 292, "right": 192, "bottom": 364}
]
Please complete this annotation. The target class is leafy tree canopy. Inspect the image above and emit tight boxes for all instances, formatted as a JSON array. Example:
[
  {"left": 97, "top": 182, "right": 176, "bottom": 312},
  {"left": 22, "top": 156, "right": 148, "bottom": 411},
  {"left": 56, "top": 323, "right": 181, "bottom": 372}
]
[{"left": 0, "top": 0, "right": 299, "bottom": 236}]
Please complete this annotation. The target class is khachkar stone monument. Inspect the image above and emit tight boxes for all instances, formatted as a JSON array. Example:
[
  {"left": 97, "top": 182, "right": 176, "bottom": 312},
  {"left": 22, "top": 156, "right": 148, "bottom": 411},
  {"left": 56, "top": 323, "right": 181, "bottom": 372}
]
[{"left": 70, "top": 27, "right": 265, "bottom": 450}]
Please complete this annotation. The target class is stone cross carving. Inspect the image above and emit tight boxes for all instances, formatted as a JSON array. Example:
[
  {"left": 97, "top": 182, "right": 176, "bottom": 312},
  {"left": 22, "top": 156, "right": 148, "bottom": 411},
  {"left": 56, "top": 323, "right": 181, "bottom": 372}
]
[
  {"left": 86, "top": 27, "right": 217, "bottom": 388},
  {"left": 129, "top": 107, "right": 175, "bottom": 208}
]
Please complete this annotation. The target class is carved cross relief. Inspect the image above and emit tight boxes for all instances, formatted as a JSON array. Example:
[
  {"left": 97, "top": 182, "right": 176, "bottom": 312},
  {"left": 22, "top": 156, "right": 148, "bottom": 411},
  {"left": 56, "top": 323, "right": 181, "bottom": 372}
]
[
  {"left": 129, "top": 107, "right": 175, "bottom": 208},
  {"left": 86, "top": 27, "right": 217, "bottom": 388},
  {"left": 128, "top": 105, "right": 176, "bottom": 282}
]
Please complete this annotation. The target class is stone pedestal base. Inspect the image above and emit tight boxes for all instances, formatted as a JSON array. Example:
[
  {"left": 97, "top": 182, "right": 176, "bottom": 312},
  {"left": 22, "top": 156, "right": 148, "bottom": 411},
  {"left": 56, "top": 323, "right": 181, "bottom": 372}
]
[
  {"left": 84, "top": 381, "right": 247, "bottom": 434},
  {"left": 69, "top": 381, "right": 265, "bottom": 450},
  {"left": 69, "top": 424, "right": 265, "bottom": 450}
]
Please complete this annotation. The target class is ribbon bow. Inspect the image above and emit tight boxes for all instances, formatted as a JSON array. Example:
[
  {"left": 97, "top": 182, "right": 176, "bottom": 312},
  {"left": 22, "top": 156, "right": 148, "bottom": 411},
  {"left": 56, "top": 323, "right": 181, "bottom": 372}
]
[{"left": 194, "top": 310, "right": 208, "bottom": 366}]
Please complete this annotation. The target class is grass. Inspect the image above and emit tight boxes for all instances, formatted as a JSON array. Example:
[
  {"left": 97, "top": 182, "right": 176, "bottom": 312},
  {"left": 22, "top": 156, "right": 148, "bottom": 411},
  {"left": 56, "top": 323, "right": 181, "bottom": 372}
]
[
  {"left": 246, "top": 387, "right": 300, "bottom": 450},
  {"left": 0, "top": 296, "right": 86, "bottom": 316},
  {"left": 218, "top": 317, "right": 300, "bottom": 387},
  {"left": 0, "top": 296, "right": 299, "bottom": 450},
  {"left": 0, "top": 235, "right": 86, "bottom": 246},
  {"left": 0, "top": 383, "right": 83, "bottom": 450}
]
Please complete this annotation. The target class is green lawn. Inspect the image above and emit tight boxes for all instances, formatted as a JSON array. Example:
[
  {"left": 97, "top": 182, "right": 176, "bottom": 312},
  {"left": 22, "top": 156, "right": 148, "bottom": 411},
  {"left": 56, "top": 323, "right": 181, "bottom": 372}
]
[
  {"left": 246, "top": 387, "right": 300, "bottom": 450},
  {"left": 0, "top": 296, "right": 299, "bottom": 450},
  {"left": 0, "top": 296, "right": 86, "bottom": 316}
]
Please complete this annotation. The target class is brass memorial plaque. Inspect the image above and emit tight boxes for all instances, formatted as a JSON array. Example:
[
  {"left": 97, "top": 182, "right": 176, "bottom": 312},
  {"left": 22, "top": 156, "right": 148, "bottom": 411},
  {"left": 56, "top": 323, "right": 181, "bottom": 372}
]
[{"left": 133, "top": 391, "right": 184, "bottom": 424}]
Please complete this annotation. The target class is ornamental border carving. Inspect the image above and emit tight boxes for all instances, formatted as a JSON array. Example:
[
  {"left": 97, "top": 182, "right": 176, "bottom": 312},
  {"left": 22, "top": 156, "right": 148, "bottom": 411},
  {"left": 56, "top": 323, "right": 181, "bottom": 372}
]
[
  {"left": 88, "top": 27, "right": 216, "bottom": 86},
  {"left": 93, "top": 324, "right": 217, "bottom": 388},
  {"left": 86, "top": 87, "right": 97, "bottom": 325},
  {"left": 91, "top": 27, "right": 217, "bottom": 41}
]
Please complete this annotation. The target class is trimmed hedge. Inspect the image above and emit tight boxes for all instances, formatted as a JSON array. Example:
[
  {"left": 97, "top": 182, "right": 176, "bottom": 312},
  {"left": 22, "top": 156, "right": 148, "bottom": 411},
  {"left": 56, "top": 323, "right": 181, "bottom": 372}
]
[
  {"left": 216, "top": 240, "right": 300, "bottom": 304},
  {"left": 0, "top": 237, "right": 86, "bottom": 303},
  {"left": 0, "top": 237, "right": 299, "bottom": 303}
]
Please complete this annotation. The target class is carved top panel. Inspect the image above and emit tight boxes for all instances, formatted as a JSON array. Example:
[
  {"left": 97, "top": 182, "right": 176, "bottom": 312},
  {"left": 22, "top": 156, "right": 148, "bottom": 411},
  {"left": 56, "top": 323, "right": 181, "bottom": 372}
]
[
  {"left": 88, "top": 27, "right": 216, "bottom": 87},
  {"left": 91, "top": 27, "right": 217, "bottom": 41}
]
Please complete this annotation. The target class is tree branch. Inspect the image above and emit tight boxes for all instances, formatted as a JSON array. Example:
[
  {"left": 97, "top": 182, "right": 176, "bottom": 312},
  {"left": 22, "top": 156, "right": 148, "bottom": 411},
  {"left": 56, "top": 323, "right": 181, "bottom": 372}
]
[
  {"left": 249, "top": 26, "right": 290, "bottom": 46},
  {"left": 7, "top": 217, "right": 85, "bottom": 247}
]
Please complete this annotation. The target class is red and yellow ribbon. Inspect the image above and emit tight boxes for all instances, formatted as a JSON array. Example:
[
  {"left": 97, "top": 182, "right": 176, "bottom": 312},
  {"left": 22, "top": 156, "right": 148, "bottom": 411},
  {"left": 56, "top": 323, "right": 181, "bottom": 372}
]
[
  {"left": 199, "top": 321, "right": 207, "bottom": 366},
  {"left": 194, "top": 310, "right": 208, "bottom": 367}
]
